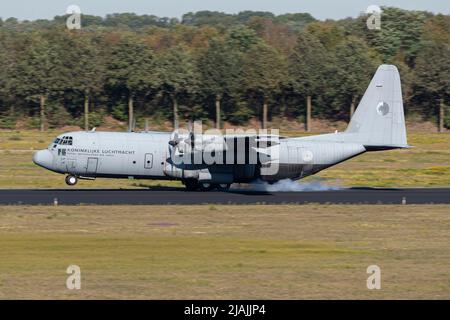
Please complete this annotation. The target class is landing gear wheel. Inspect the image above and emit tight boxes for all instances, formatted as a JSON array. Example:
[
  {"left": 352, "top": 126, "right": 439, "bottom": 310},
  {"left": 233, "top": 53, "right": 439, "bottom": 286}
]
[
  {"left": 65, "top": 175, "right": 78, "bottom": 186},
  {"left": 216, "top": 183, "right": 231, "bottom": 192},
  {"left": 199, "top": 182, "right": 215, "bottom": 191},
  {"left": 183, "top": 180, "right": 199, "bottom": 191}
]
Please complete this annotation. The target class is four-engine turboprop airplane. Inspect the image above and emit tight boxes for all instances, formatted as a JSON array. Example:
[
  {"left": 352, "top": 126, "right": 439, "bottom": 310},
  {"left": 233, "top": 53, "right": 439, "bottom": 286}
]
[{"left": 33, "top": 65, "right": 410, "bottom": 191}]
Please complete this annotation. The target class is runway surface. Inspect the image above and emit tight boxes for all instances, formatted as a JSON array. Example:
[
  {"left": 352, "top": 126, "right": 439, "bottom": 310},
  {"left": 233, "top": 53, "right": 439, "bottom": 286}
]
[{"left": 0, "top": 188, "right": 448, "bottom": 205}]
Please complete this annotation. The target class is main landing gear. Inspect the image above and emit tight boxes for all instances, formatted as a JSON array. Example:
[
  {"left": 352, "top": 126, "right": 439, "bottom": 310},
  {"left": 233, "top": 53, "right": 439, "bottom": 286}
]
[
  {"left": 65, "top": 175, "right": 78, "bottom": 186},
  {"left": 216, "top": 183, "right": 232, "bottom": 191},
  {"left": 182, "top": 180, "right": 231, "bottom": 192}
]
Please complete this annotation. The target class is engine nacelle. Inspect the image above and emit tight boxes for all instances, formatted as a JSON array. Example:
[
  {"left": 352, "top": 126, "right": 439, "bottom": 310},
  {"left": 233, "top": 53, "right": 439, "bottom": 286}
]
[{"left": 164, "top": 163, "right": 199, "bottom": 180}]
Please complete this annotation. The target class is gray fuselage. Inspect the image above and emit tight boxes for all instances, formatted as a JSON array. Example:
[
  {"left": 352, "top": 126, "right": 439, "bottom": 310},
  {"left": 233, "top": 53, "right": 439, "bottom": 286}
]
[{"left": 33, "top": 130, "right": 367, "bottom": 184}]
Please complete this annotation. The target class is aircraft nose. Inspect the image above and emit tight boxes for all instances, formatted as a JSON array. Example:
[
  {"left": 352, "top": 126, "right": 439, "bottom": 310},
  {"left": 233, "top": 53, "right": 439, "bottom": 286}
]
[{"left": 33, "top": 149, "right": 53, "bottom": 169}]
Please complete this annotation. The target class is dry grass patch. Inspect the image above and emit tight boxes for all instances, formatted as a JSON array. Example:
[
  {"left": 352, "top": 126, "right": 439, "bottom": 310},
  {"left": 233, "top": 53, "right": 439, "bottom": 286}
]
[{"left": 0, "top": 204, "right": 449, "bottom": 299}]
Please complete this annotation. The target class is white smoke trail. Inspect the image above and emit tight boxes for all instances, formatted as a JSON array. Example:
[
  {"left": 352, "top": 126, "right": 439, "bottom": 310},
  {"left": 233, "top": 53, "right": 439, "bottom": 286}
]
[{"left": 232, "top": 179, "right": 342, "bottom": 192}]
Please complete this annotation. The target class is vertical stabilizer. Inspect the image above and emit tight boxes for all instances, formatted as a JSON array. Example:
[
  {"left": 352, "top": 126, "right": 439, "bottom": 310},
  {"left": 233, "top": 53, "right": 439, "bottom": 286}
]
[{"left": 345, "top": 65, "right": 408, "bottom": 148}]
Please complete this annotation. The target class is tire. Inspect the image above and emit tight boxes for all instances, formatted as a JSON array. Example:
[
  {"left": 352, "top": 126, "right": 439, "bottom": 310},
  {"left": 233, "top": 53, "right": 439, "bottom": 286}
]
[
  {"left": 199, "top": 182, "right": 215, "bottom": 191},
  {"left": 183, "top": 180, "right": 199, "bottom": 191},
  {"left": 65, "top": 175, "right": 78, "bottom": 186},
  {"left": 216, "top": 183, "right": 231, "bottom": 192}
]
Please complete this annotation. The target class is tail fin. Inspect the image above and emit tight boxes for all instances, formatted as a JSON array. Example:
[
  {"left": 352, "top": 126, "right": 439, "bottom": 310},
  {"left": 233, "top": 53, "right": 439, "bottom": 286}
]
[{"left": 345, "top": 64, "right": 408, "bottom": 149}]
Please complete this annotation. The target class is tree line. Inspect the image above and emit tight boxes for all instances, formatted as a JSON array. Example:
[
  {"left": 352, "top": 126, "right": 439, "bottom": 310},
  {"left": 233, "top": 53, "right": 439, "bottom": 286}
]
[{"left": 0, "top": 7, "right": 448, "bottom": 132}]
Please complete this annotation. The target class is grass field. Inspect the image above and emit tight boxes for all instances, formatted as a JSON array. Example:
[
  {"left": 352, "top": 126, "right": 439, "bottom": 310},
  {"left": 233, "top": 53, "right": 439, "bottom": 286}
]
[
  {"left": 0, "top": 130, "right": 449, "bottom": 188},
  {"left": 0, "top": 204, "right": 449, "bottom": 299}
]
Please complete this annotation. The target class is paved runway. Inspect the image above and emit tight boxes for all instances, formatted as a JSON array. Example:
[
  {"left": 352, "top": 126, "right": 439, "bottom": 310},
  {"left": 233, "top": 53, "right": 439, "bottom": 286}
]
[{"left": 0, "top": 188, "right": 448, "bottom": 205}]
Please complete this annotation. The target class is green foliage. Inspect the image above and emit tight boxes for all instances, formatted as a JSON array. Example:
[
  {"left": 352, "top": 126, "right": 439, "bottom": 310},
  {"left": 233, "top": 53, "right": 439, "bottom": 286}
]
[
  {"left": 198, "top": 37, "right": 242, "bottom": 97},
  {"left": 0, "top": 8, "right": 448, "bottom": 128},
  {"left": 326, "top": 37, "right": 378, "bottom": 117},
  {"left": 53, "top": 13, "right": 175, "bottom": 30},
  {"left": 105, "top": 36, "right": 158, "bottom": 96},
  {"left": 413, "top": 41, "right": 450, "bottom": 116},
  {"left": 227, "top": 102, "right": 254, "bottom": 124},
  {"left": 275, "top": 13, "right": 316, "bottom": 31},
  {"left": 62, "top": 32, "right": 106, "bottom": 98},
  {"left": 289, "top": 32, "right": 330, "bottom": 97},
  {"left": 444, "top": 111, "right": 450, "bottom": 129},
  {"left": 89, "top": 110, "right": 106, "bottom": 128},
  {"left": 45, "top": 102, "right": 73, "bottom": 128},
  {"left": 242, "top": 43, "right": 286, "bottom": 97},
  {"left": 103, "top": 13, "right": 176, "bottom": 28},
  {"left": 0, "top": 112, "right": 17, "bottom": 129},
  {"left": 11, "top": 32, "right": 64, "bottom": 99},
  {"left": 306, "top": 21, "right": 345, "bottom": 49},
  {"left": 182, "top": 11, "right": 277, "bottom": 28},
  {"left": 26, "top": 116, "right": 41, "bottom": 129},
  {"left": 111, "top": 104, "right": 128, "bottom": 122},
  {"left": 76, "top": 109, "right": 106, "bottom": 128},
  {"left": 422, "top": 14, "right": 450, "bottom": 44},
  {"left": 226, "top": 26, "right": 262, "bottom": 52},
  {"left": 156, "top": 46, "right": 198, "bottom": 95},
  {"left": 182, "top": 11, "right": 236, "bottom": 28},
  {"left": 364, "top": 7, "right": 429, "bottom": 65}
]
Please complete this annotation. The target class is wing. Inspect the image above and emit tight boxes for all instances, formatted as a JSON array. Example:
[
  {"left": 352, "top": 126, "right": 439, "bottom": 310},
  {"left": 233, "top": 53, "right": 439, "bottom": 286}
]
[{"left": 168, "top": 131, "right": 281, "bottom": 165}]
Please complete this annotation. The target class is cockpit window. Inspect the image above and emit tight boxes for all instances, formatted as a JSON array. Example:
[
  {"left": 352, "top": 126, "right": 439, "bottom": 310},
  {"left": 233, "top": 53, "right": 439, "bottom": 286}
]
[{"left": 54, "top": 136, "right": 73, "bottom": 145}]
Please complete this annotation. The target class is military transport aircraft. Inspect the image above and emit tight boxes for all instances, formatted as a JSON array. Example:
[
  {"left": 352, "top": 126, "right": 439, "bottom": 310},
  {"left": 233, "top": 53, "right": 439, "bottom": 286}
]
[{"left": 33, "top": 65, "right": 409, "bottom": 191}]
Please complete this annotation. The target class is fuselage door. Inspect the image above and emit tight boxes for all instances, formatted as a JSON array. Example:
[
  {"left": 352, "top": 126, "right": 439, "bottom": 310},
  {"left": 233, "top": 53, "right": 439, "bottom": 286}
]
[
  {"left": 86, "top": 157, "right": 98, "bottom": 175},
  {"left": 144, "top": 153, "right": 153, "bottom": 169}
]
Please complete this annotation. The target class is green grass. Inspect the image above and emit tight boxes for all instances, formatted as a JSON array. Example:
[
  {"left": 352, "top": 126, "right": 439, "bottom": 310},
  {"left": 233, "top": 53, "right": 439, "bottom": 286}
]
[
  {"left": 0, "top": 130, "right": 449, "bottom": 188},
  {"left": 0, "top": 204, "right": 449, "bottom": 299}
]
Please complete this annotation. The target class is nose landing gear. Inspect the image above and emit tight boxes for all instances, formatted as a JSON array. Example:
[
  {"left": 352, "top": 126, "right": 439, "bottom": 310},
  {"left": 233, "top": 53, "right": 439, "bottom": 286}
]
[{"left": 65, "top": 175, "right": 78, "bottom": 186}]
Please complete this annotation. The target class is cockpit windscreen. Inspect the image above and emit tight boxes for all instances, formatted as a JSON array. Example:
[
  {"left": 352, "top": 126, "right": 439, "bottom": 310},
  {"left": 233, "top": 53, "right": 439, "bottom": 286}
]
[{"left": 54, "top": 136, "right": 73, "bottom": 145}]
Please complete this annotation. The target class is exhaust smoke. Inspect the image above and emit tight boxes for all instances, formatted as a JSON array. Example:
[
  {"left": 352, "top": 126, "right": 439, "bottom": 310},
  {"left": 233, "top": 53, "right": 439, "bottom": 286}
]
[{"left": 232, "top": 179, "right": 342, "bottom": 192}]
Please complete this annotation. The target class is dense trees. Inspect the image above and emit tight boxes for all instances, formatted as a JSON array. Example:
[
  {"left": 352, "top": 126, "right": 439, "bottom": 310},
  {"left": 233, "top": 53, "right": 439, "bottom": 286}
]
[
  {"left": 105, "top": 36, "right": 157, "bottom": 130},
  {"left": 62, "top": 32, "right": 105, "bottom": 130},
  {"left": 198, "top": 38, "right": 241, "bottom": 128},
  {"left": 156, "top": 46, "right": 198, "bottom": 128},
  {"left": 363, "top": 7, "right": 429, "bottom": 65},
  {"left": 289, "top": 32, "right": 330, "bottom": 131},
  {"left": 242, "top": 43, "right": 286, "bottom": 129},
  {"left": 414, "top": 42, "right": 450, "bottom": 132},
  {"left": 0, "top": 8, "right": 448, "bottom": 131},
  {"left": 0, "top": 31, "right": 12, "bottom": 116},
  {"left": 12, "top": 32, "right": 65, "bottom": 131},
  {"left": 331, "top": 37, "right": 379, "bottom": 119}
]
